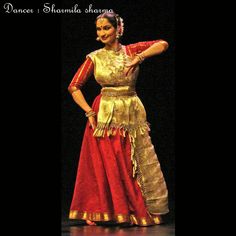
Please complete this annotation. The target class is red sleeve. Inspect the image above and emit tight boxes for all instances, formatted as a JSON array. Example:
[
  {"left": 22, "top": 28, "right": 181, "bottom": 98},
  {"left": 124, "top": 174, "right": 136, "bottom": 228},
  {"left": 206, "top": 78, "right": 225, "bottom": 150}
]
[
  {"left": 68, "top": 57, "right": 94, "bottom": 94},
  {"left": 125, "top": 40, "right": 163, "bottom": 57}
]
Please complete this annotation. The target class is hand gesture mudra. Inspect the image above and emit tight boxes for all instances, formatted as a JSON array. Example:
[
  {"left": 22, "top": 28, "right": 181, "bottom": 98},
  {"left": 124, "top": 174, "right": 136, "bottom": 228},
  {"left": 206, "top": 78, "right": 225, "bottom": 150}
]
[
  {"left": 88, "top": 116, "right": 97, "bottom": 130},
  {"left": 124, "top": 53, "right": 145, "bottom": 76},
  {"left": 85, "top": 110, "right": 97, "bottom": 130}
]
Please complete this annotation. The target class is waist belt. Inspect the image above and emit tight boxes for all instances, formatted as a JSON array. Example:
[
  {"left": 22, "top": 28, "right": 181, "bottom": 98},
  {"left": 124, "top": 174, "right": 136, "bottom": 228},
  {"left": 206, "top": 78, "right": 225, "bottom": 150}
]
[{"left": 101, "top": 87, "right": 137, "bottom": 97}]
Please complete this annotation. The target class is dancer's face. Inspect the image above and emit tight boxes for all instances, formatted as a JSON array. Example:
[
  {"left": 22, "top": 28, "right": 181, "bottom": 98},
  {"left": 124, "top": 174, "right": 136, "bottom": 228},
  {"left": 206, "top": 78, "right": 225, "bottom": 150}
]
[{"left": 96, "top": 18, "right": 117, "bottom": 45}]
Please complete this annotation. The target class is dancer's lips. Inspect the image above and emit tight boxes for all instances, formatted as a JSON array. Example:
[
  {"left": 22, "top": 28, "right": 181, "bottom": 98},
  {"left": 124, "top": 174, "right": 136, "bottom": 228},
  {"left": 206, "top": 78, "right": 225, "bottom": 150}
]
[{"left": 101, "top": 36, "right": 108, "bottom": 40}]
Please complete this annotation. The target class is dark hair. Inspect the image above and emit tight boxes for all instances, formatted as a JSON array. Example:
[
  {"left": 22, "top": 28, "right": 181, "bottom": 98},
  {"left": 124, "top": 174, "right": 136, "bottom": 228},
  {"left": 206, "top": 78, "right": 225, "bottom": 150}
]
[{"left": 95, "top": 11, "right": 121, "bottom": 29}]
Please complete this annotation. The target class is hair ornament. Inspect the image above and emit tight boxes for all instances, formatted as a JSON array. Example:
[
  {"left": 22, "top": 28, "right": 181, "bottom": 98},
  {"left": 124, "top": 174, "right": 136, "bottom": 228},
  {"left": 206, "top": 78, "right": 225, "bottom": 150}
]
[{"left": 115, "top": 14, "right": 124, "bottom": 37}]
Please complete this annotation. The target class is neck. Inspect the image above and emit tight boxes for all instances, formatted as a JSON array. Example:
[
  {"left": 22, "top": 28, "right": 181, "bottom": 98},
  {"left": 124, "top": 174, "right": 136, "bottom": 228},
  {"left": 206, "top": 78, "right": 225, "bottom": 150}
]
[{"left": 105, "top": 41, "right": 121, "bottom": 51}]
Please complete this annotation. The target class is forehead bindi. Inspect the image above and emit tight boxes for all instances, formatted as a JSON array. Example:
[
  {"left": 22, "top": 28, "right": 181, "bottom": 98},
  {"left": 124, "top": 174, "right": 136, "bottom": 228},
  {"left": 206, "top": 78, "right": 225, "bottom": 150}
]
[{"left": 96, "top": 18, "right": 112, "bottom": 28}]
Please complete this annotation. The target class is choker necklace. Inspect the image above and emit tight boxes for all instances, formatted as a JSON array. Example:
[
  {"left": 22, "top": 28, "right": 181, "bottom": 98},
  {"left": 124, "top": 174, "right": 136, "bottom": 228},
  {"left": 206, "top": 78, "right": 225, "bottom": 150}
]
[{"left": 105, "top": 44, "right": 122, "bottom": 52}]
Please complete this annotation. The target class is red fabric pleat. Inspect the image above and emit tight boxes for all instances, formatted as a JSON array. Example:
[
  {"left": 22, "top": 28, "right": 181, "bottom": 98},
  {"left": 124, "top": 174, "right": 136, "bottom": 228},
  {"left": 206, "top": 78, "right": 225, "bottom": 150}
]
[{"left": 70, "top": 94, "right": 150, "bottom": 219}]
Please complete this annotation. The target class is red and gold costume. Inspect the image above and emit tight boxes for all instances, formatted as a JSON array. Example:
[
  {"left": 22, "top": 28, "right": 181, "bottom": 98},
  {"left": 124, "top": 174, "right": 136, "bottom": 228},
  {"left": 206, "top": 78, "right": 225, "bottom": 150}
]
[{"left": 68, "top": 40, "right": 169, "bottom": 226}]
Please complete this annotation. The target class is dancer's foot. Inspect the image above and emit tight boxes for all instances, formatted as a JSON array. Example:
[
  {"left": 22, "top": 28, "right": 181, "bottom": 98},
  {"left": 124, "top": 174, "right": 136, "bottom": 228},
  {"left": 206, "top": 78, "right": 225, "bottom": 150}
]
[
  {"left": 155, "top": 215, "right": 163, "bottom": 225},
  {"left": 86, "top": 220, "right": 96, "bottom": 226}
]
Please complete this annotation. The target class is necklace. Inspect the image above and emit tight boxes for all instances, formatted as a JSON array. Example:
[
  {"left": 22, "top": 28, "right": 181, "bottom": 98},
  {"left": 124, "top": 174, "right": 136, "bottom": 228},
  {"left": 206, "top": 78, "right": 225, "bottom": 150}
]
[
  {"left": 103, "top": 45, "right": 128, "bottom": 77},
  {"left": 104, "top": 43, "right": 122, "bottom": 53}
]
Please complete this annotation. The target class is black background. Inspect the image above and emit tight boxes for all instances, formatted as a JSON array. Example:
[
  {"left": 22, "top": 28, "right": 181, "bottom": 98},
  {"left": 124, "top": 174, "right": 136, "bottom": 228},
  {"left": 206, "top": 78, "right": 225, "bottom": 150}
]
[
  {"left": 1, "top": 0, "right": 61, "bottom": 233},
  {"left": 1, "top": 0, "right": 176, "bottom": 233},
  {"left": 2, "top": 1, "right": 230, "bottom": 234}
]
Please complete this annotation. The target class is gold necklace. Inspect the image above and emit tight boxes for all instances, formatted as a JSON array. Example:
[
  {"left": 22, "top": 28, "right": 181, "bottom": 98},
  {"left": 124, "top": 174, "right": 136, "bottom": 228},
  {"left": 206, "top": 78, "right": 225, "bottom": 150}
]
[
  {"left": 104, "top": 43, "right": 122, "bottom": 52},
  {"left": 103, "top": 45, "right": 128, "bottom": 77}
]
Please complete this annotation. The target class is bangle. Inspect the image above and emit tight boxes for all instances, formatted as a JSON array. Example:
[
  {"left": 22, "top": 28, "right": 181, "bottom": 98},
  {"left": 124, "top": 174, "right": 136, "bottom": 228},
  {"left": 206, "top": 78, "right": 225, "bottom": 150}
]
[
  {"left": 136, "top": 53, "right": 145, "bottom": 64},
  {"left": 85, "top": 109, "right": 96, "bottom": 117}
]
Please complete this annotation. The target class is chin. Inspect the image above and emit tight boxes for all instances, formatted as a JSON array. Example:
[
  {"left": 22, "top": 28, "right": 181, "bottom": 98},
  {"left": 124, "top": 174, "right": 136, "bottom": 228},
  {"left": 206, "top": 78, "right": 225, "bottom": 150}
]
[{"left": 101, "top": 39, "right": 110, "bottom": 43}]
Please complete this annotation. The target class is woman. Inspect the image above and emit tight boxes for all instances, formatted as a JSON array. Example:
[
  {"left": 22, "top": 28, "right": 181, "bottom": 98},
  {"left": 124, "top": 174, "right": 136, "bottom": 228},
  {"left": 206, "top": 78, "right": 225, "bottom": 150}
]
[{"left": 68, "top": 12, "right": 169, "bottom": 226}]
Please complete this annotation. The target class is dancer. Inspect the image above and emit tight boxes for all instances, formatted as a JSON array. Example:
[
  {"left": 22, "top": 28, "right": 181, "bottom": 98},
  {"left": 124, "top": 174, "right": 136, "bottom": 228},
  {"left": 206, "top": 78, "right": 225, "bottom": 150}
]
[{"left": 68, "top": 11, "right": 169, "bottom": 226}]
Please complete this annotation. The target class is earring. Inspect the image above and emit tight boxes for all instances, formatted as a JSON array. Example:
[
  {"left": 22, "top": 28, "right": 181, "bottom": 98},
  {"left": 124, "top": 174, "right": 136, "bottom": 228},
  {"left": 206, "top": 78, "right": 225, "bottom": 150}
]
[
  {"left": 96, "top": 37, "right": 100, "bottom": 41},
  {"left": 116, "top": 34, "right": 120, "bottom": 39}
]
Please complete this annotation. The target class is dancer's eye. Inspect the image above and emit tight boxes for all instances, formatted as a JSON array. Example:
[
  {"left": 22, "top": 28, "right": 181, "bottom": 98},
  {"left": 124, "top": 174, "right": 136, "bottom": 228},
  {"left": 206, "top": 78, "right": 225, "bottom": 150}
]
[{"left": 103, "top": 26, "right": 111, "bottom": 30}]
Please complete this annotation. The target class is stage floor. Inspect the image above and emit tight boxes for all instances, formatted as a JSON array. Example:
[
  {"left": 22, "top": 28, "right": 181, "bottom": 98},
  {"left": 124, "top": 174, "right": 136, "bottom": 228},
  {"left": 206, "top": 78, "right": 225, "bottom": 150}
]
[{"left": 61, "top": 218, "right": 175, "bottom": 236}]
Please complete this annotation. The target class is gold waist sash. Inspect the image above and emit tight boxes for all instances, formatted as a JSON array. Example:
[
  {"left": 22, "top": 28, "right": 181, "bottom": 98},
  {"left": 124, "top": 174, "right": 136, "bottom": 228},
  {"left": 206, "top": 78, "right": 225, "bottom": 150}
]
[
  {"left": 94, "top": 86, "right": 146, "bottom": 138},
  {"left": 101, "top": 86, "right": 137, "bottom": 97}
]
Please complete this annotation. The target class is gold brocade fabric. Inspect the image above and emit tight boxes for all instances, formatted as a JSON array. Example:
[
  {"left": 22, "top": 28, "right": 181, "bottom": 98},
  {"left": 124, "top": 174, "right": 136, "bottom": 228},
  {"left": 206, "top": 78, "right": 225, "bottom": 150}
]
[{"left": 86, "top": 47, "right": 169, "bottom": 215}]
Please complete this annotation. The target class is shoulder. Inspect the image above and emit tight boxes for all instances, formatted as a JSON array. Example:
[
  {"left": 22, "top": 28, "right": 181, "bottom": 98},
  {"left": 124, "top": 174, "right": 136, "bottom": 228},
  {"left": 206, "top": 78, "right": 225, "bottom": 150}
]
[{"left": 86, "top": 48, "right": 104, "bottom": 59}]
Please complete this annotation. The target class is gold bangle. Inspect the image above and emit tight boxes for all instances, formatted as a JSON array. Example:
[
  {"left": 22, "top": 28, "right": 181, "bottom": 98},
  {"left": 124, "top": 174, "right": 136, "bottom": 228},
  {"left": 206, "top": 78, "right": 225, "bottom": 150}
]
[{"left": 85, "top": 110, "right": 96, "bottom": 117}]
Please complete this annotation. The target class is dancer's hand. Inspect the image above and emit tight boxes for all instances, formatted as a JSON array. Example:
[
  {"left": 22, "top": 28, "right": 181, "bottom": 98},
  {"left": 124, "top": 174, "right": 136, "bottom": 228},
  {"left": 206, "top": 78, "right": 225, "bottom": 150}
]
[
  {"left": 124, "top": 56, "right": 140, "bottom": 76},
  {"left": 88, "top": 116, "right": 97, "bottom": 130}
]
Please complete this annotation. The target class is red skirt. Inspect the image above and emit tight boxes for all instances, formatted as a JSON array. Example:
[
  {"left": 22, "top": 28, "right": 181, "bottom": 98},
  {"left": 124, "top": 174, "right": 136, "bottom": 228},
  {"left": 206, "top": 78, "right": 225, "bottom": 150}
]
[{"left": 69, "top": 94, "right": 160, "bottom": 226}]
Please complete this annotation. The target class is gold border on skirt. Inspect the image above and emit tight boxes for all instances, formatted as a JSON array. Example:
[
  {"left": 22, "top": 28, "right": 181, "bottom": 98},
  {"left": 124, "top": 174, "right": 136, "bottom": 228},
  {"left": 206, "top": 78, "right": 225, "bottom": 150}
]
[{"left": 69, "top": 210, "right": 162, "bottom": 226}]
